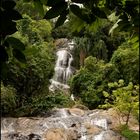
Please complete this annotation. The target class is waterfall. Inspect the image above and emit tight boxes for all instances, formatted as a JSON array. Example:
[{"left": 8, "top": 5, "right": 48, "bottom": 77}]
[
  {"left": 92, "top": 118, "right": 108, "bottom": 130},
  {"left": 49, "top": 40, "right": 75, "bottom": 91}
]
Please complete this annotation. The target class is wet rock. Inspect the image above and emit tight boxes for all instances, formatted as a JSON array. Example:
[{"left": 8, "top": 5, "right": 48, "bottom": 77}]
[
  {"left": 1, "top": 108, "right": 138, "bottom": 140},
  {"left": 84, "top": 123, "right": 102, "bottom": 135},
  {"left": 8, "top": 133, "right": 29, "bottom": 140},
  {"left": 69, "top": 108, "right": 85, "bottom": 116},
  {"left": 43, "top": 128, "right": 67, "bottom": 140},
  {"left": 72, "top": 104, "right": 89, "bottom": 110},
  {"left": 28, "top": 133, "right": 41, "bottom": 140},
  {"left": 102, "top": 130, "right": 126, "bottom": 140}
]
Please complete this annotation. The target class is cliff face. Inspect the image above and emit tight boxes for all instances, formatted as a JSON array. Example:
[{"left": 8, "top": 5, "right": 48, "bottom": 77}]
[{"left": 1, "top": 108, "right": 138, "bottom": 140}]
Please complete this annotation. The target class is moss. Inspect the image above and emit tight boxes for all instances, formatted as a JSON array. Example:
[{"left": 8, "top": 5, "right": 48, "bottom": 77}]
[{"left": 119, "top": 125, "right": 139, "bottom": 140}]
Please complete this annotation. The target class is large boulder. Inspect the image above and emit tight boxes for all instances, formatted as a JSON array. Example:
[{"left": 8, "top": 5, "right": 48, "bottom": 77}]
[
  {"left": 43, "top": 128, "right": 78, "bottom": 140},
  {"left": 68, "top": 108, "right": 85, "bottom": 116}
]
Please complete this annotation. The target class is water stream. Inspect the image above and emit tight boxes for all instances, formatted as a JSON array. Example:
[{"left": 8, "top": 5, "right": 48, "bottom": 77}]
[
  {"left": 1, "top": 108, "right": 125, "bottom": 140},
  {"left": 49, "top": 40, "right": 75, "bottom": 92}
]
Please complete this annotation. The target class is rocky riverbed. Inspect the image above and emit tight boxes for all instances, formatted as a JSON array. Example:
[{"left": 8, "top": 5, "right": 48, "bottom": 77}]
[{"left": 1, "top": 108, "right": 138, "bottom": 140}]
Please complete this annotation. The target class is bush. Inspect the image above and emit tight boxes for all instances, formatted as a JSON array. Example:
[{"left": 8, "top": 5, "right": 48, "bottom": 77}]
[
  {"left": 111, "top": 42, "right": 139, "bottom": 84},
  {"left": 1, "top": 83, "right": 17, "bottom": 116},
  {"left": 100, "top": 80, "right": 139, "bottom": 125},
  {"left": 118, "top": 125, "right": 139, "bottom": 140},
  {"left": 70, "top": 56, "right": 118, "bottom": 109},
  {"left": 15, "top": 92, "right": 75, "bottom": 116}
]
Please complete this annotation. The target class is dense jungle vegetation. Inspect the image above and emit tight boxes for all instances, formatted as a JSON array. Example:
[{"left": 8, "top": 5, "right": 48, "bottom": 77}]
[{"left": 0, "top": 0, "right": 139, "bottom": 132}]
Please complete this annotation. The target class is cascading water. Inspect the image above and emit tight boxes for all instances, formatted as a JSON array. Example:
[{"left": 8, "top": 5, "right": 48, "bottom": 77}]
[
  {"left": 1, "top": 109, "right": 126, "bottom": 140},
  {"left": 49, "top": 40, "right": 75, "bottom": 91}
]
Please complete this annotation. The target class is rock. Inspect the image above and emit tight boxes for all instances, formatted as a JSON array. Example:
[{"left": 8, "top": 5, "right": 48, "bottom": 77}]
[
  {"left": 54, "top": 38, "right": 68, "bottom": 48},
  {"left": 102, "top": 130, "right": 126, "bottom": 140},
  {"left": 69, "top": 108, "right": 85, "bottom": 116},
  {"left": 84, "top": 123, "right": 102, "bottom": 135},
  {"left": 66, "top": 128, "right": 78, "bottom": 140},
  {"left": 8, "top": 133, "right": 29, "bottom": 140},
  {"left": 43, "top": 128, "right": 79, "bottom": 140},
  {"left": 1, "top": 108, "right": 138, "bottom": 140},
  {"left": 28, "top": 133, "right": 41, "bottom": 140},
  {"left": 43, "top": 128, "right": 67, "bottom": 140},
  {"left": 72, "top": 104, "right": 89, "bottom": 110}
]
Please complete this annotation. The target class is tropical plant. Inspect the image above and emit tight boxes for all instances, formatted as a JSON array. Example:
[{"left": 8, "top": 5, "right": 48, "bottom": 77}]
[
  {"left": 70, "top": 56, "right": 119, "bottom": 109},
  {"left": 1, "top": 83, "right": 17, "bottom": 116},
  {"left": 100, "top": 80, "right": 139, "bottom": 125},
  {"left": 111, "top": 42, "right": 139, "bottom": 84}
]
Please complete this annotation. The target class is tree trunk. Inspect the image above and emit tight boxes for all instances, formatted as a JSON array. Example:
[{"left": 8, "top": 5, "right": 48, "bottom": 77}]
[{"left": 80, "top": 49, "right": 86, "bottom": 67}]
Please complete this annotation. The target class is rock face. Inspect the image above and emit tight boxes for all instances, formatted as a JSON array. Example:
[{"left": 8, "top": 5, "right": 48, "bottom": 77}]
[{"left": 1, "top": 108, "right": 132, "bottom": 140}]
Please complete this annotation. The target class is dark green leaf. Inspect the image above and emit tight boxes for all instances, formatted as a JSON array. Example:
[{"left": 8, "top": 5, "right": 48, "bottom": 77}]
[
  {"left": 9, "top": 9, "right": 22, "bottom": 20},
  {"left": 70, "top": 4, "right": 83, "bottom": 18},
  {"left": 92, "top": 7, "right": 107, "bottom": 19},
  {"left": 2, "top": 9, "right": 22, "bottom": 20},
  {"left": 40, "top": 0, "right": 48, "bottom": 5},
  {"left": 125, "top": 1, "right": 138, "bottom": 8},
  {"left": 0, "top": 62, "right": 9, "bottom": 81},
  {"left": 55, "top": 10, "right": 69, "bottom": 28},
  {"left": 13, "top": 49, "right": 26, "bottom": 63},
  {"left": 6, "top": 37, "right": 25, "bottom": 51},
  {"left": 0, "top": 20, "right": 17, "bottom": 37},
  {"left": 44, "top": 2, "right": 67, "bottom": 19},
  {"left": 118, "top": 21, "right": 132, "bottom": 31},
  {"left": 0, "top": 46, "right": 8, "bottom": 62},
  {"left": 1, "top": 0, "right": 16, "bottom": 10},
  {"left": 34, "top": 0, "right": 44, "bottom": 16},
  {"left": 47, "top": 0, "right": 65, "bottom": 6},
  {"left": 71, "top": 0, "right": 87, "bottom": 3},
  {"left": 70, "top": 4, "right": 94, "bottom": 23}
]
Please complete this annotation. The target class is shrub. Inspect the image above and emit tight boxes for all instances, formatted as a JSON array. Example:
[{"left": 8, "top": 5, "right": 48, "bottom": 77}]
[
  {"left": 70, "top": 56, "right": 118, "bottom": 109},
  {"left": 1, "top": 83, "right": 17, "bottom": 116},
  {"left": 118, "top": 125, "right": 139, "bottom": 140},
  {"left": 17, "top": 92, "right": 75, "bottom": 116},
  {"left": 100, "top": 80, "right": 139, "bottom": 125}
]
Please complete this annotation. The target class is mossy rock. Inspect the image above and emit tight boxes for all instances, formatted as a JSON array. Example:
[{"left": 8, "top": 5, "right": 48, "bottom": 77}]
[{"left": 72, "top": 104, "right": 89, "bottom": 110}]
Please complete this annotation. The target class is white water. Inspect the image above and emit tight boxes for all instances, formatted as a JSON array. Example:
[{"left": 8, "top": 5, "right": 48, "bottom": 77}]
[
  {"left": 80, "top": 124, "right": 87, "bottom": 140},
  {"left": 1, "top": 110, "right": 121, "bottom": 140},
  {"left": 94, "top": 131, "right": 105, "bottom": 140},
  {"left": 59, "top": 108, "right": 69, "bottom": 118},
  {"left": 92, "top": 118, "right": 108, "bottom": 130},
  {"left": 49, "top": 40, "right": 75, "bottom": 91}
]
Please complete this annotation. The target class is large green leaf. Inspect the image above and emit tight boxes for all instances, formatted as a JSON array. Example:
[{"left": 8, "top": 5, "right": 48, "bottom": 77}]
[
  {"left": 55, "top": 9, "right": 69, "bottom": 28},
  {"left": 70, "top": 4, "right": 83, "bottom": 19},
  {"left": 71, "top": 0, "right": 87, "bottom": 3},
  {"left": 6, "top": 37, "right": 25, "bottom": 51},
  {"left": 0, "top": 46, "right": 8, "bottom": 62},
  {"left": 13, "top": 49, "right": 26, "bottom": 63},
  {"left": 0, "top": 62, "right": 9, "bottom": 81},
  {"left": 44, "top": 2, "right": 67, "bottom": 19},
  {"left": 3, "top": 9, "right": 22, "bottom": 20},
  {"left": 40, "top": 0, "right": 48, "bottom": 5},
  {"left": 70, "top": 4, "right": 95, "bottom": 23},
  {"left": 0, "top": 20, "right": 17, "bottom": 36},
  {"left": 34, "top": 0, "right": 44, "bottom": 16},
  {"left": 47, "top": 0, "right": 65, "bottom": 6},
  {"left": 92, "top": 7, "right": 107, "bottom": 19},
  {"left": 1, "top": 0, "right": 16, "bottom": 10}
]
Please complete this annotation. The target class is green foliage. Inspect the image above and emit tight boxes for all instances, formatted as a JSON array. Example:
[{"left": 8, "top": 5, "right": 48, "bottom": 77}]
[
  {"left": 1, "top": 13, "right": 55, "bottom": 116},
  {"left": 111, "top": 42, "right": 139, "bottom": 84},
  {"left": 118, "top": 125, "right": 139, "bottom": 140},
  {"left": 51, "top": 22, "right": 71, "bottom": 39},
  {"left": 15, "top": 92, "right": 74, "bottom": 116},
  {"left": 1, "top": 83, "right": 17, "bottom": 116},
  {"left": 0, "top": 0, "right": 26, "bottom": 82},
  {"left": 70, "top": 56, "right": 118, "bottom": 109},
  {"left": 101, "top": 80, "right": 139, "bottom": 124}
]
